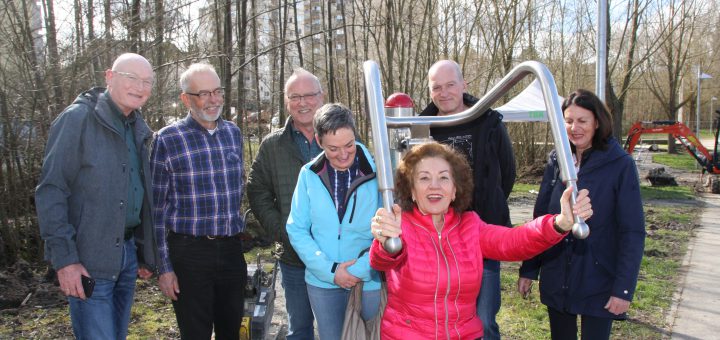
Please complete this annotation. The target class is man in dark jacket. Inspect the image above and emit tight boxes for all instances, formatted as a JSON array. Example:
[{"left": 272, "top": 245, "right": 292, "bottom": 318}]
[
  {"left": 246, "top": 68, "right": 324, "bottom": 340},
  {"left": 35, "top": 53, "right": 158, "bottom": 339},
  {"left": 420, "top": 60, "right": 516, "bottom": 340}
]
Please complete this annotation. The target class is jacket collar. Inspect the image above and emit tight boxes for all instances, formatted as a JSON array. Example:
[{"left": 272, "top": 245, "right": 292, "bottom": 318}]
[
  {"left": 309, "top": 142, "right": 376, "bottom": 177},
  {"left": 557, "top": 137, "right": 625, "bottom": 175},
  {"left": 78, "top": 87, "right": 152, "bottom": 141},
  {"left": 406, "top": 206, "right": 462, "bottom": 235}
]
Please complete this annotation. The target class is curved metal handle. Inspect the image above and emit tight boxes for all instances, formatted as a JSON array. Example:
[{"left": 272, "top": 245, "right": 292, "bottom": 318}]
[
  {"left": 363, "top": 61, "right": 402, "bottom": 254},
  {"left": 363, "top": 60, "right": 589, "bottom": 241},
  {"left": 567, "top": 180, "right": 590, "bottom": 238}
]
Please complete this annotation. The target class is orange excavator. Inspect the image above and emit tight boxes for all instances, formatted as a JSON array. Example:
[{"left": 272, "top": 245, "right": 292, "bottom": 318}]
[{"left": 624, "top": 120, "right": 720, "bottom": 192}]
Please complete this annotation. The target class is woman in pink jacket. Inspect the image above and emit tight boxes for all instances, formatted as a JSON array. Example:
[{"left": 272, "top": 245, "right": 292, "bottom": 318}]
[{"left": 369, "top": 142, "right": 593, "bottom": 339}]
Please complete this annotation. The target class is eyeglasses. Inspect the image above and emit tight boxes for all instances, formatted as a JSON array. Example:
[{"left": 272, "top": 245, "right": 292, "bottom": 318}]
[
  {"left": 113, "top": 71, "right": 154, "bottom": 89},
  {"left": 185, "top": 88, "right": 225, "bottom": 99},
  {"left": 287, "top": 91, "right": 321, "bottom": 103}
]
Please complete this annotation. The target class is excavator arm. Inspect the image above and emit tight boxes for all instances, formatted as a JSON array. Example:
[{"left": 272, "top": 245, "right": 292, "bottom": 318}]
[{"left": 624, "top": 121, "right": 720, "bottom": 174}]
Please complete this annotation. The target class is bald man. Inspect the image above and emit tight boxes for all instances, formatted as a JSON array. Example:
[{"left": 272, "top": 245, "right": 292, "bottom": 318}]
[
  {"left": 36, "top": 53, "right": 158, "bottom": 339},
  {"left": 420, "top": 60, "right": 516, "bottom": 340}
]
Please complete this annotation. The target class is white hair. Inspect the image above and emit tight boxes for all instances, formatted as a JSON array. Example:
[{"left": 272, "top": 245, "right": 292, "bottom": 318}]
[
  {"left": 179, "top": 63, "right": 218, "bottom": 93},
  {"left": 284, "top": 67, "right": 323, "bottom": 94}
]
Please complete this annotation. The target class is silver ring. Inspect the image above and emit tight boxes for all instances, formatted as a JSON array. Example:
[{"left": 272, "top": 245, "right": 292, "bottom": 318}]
[{"left": 377, "top": 229, "right": 383, "bottom": 236}]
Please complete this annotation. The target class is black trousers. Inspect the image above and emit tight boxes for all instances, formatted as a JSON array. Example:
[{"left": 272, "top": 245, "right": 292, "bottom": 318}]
[
  {"left": 168, "top": 233, "right": 247, "bottom": 340},
  {"left": 547, "top": 306, "right": 614, "bottom": 340}
]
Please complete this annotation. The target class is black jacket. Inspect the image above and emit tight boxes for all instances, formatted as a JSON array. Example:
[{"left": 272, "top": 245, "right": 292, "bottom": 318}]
[{"left": 420, "top": 93, "right": 516, "bottom": 226}]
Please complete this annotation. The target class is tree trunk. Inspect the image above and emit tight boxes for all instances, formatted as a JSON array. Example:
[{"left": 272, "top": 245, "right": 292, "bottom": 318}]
[
  {"left": 129, "top": 0, "right": 141, "bottom": 52},
  {"left": 236, "top": 0, "right": 248, "bottom": 126},
  {"left": 222, "top": 0, "right": 232, "bottom": 120},
  {"left": 87, "top": 0, "right": 103, "bottom": 84},
  {"left": 153, "top": 0, "right": 164, "bottom": 126}
]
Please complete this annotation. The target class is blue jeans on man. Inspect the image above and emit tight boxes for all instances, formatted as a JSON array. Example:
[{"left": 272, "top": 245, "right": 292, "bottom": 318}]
[
  {"left": 307, "top": 284, "right": 380, "bottom": 340},
  {"left": 280, "top": 262, "right": 315, "bottom": 340},
  {"left": 69, "top": 238, "right": 137, "bottom": 340},
  {"left": 477, "top": 258, "right": 501, "bottom": 340}
]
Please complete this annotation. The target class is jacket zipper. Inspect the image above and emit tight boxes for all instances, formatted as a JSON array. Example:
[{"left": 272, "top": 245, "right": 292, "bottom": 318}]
[{"left": 437, "top": 230, "right": 451, "bottom": 340}]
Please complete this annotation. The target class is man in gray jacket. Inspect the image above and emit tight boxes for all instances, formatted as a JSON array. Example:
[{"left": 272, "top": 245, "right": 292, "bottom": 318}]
[
  {"left": 35, "top": 53, "right": 158, "bottom": 339},
  {"left": 247, "top": 68, "right": 324, "bottom": 340}
]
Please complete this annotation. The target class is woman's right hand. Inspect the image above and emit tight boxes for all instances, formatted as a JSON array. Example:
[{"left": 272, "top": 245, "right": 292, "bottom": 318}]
[
  {"left": 517, "top": 277, "right": 533, "bottom": 299},
  {"left": 371, "top": 204, "right": 402, "bottom": 244},
  {"left": 556, "top": 186, "right": 592, "bottom": 232}
]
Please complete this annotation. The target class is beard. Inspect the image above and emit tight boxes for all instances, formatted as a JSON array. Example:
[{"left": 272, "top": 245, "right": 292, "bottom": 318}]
[{"left": 193, "top": 105, "right": 223, "bottom": 124}]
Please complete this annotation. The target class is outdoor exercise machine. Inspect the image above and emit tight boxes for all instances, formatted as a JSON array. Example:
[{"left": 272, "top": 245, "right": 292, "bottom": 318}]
[
  {"left": 363, "top": 60, "right": 591, "bottom": 254},
  {"left": 240, "top": 209, "right": 280, "bottom": 340}
]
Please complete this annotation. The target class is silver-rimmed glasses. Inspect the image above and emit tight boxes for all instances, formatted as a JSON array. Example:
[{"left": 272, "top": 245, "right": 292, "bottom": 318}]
[
  {"left": 113, "top": 71, "right": 155, "bottom": 89},
  {"left": 287, "top": 91, "right": 321, "bottom": 103}
]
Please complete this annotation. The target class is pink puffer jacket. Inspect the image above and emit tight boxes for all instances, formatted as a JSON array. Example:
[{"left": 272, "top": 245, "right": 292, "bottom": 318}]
[{"left": 370, "top": 207, "right": 564, "bottom": 340}]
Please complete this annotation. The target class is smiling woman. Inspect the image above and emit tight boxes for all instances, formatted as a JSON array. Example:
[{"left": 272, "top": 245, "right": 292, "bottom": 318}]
[
  {"left": 368, "top": 141, "right": 594, "bottom": 340},
  {"left": 286, "top": 103, "right": 382, "bottom": 340}
]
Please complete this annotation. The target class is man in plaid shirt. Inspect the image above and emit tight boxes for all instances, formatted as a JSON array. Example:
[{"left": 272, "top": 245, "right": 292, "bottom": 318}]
[{"left": 151, "top": 63, "right": 246, "bottom": 340}]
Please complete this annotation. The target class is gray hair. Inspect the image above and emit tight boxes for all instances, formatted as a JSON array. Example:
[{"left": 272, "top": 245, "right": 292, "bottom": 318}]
[
  {"left": 179, "top": 63, "right": 218, "bottom": 93},
  {"left": 313, "top": 103, "right": 356, "bottom": 143},
  {"left": 284, "top": 67, "right": 323, "bottom": 94}
]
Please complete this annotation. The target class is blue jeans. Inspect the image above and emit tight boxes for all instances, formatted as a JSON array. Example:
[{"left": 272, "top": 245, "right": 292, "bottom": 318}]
[
  {"left": 280, "top": 262, "right": 315, "bottom": 340},
  {"left": 307, "top": 284, "right": 380, "bottom": 340},
  {"left": 477, "top": 259, "right": 501, "bottom": 340},
  {"left": 69, "top": 238, "right": 138, "bottom": 340}
]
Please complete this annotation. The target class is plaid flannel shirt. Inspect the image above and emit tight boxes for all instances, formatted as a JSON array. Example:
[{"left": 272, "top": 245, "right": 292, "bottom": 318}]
[{"left": 151, "top": 115, "right": 245, "bottom": 274}]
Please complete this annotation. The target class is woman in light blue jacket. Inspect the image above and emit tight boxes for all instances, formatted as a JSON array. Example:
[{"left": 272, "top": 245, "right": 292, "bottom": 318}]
[{"left": 286, "top": 103, "right": 381, "bottom": 339}]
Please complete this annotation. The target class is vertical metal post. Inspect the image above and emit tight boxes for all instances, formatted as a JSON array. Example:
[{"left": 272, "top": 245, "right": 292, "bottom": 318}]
[
  {"left": 697, "top": 65, "right": 702, "bottom": 136},
  {"left": 596, "top": 0, "right": 608, "bottom": 102}
]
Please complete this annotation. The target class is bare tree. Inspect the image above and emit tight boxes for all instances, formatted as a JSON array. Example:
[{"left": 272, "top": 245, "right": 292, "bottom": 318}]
[{"left": 643, "top": 0, "right": 701, "bottom": 153}]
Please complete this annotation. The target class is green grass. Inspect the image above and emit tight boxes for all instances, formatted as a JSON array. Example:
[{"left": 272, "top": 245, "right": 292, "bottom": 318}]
[
  {"left": 640, "top": 184, "right": 696, "bottom": 200},
  {"left": 652, "top": 153, "right": 700, "bottom": 171},
  {"left": 697, "top": 129, "right": 716, "bottom": 140},
  {"left": 510, "top": 183, "right": 540, "bottom": 199}
]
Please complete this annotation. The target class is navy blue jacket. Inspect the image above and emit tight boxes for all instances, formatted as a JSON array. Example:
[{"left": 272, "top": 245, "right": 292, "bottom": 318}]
[{"left": 519, "top": 138, "right": 645, "bottom": 319}]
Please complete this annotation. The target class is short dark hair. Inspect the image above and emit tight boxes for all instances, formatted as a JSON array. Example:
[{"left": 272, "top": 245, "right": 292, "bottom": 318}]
[
  {"left": 313, "top": 103, "right": 357, "bottom": 143},
  {"left": 395, "top": 142, "right": 473, "bottom": 212},
  {"left": 562, "top": 89, "right": 613, "bottom": 150}
]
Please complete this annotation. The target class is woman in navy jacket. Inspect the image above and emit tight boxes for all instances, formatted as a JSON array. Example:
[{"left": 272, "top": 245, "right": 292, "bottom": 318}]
[{"left": 518, "top": 89, "right": 646, "bottom": 339}]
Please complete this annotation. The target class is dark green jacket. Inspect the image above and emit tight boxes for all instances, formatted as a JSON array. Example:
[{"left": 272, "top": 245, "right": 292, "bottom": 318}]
[{"left": 247, "top": 118, "right": 310, "bottom": 267}]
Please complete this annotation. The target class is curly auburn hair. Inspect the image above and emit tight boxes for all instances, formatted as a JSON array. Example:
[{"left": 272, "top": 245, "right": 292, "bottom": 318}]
[{"left": 394, "top": 142, "right": 473, "bottom": 212}]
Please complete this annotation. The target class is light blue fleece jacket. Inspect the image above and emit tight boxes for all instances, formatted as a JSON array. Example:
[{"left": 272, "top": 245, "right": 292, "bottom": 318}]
[{"left": 286, "top": 142, "right": 381, "bottom": 291}]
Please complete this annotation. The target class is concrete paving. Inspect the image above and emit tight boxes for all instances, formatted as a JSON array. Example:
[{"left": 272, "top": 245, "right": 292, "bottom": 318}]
[{"left": 669, "top": 193, "right": 720, "bottom": 339}]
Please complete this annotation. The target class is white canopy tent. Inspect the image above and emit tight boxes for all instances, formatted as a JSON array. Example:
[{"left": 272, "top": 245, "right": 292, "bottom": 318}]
[{"left": 495, "top": 79, "right": 563, "bottom": 122}]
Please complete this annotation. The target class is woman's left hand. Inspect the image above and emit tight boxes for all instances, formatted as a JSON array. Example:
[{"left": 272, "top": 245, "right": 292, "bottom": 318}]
[
  {"left": 333, "top": 259, "right": 361, "bottom": 289},
  {"left": 604, "top": 296, "right": 631, "bottom": 315},
  {"left": 556, "top": 186, "right": 593, "bottom": 231}
]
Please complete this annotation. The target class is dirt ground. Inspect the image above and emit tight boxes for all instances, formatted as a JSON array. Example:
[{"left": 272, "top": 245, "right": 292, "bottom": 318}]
[{"left": 0, "top": 148, "right": 707, "bottom": 339}]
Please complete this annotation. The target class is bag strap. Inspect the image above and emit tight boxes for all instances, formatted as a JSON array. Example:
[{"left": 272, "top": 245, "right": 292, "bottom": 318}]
[{"left": 357, "top": 247, "right": 370, "bottom": 258}]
